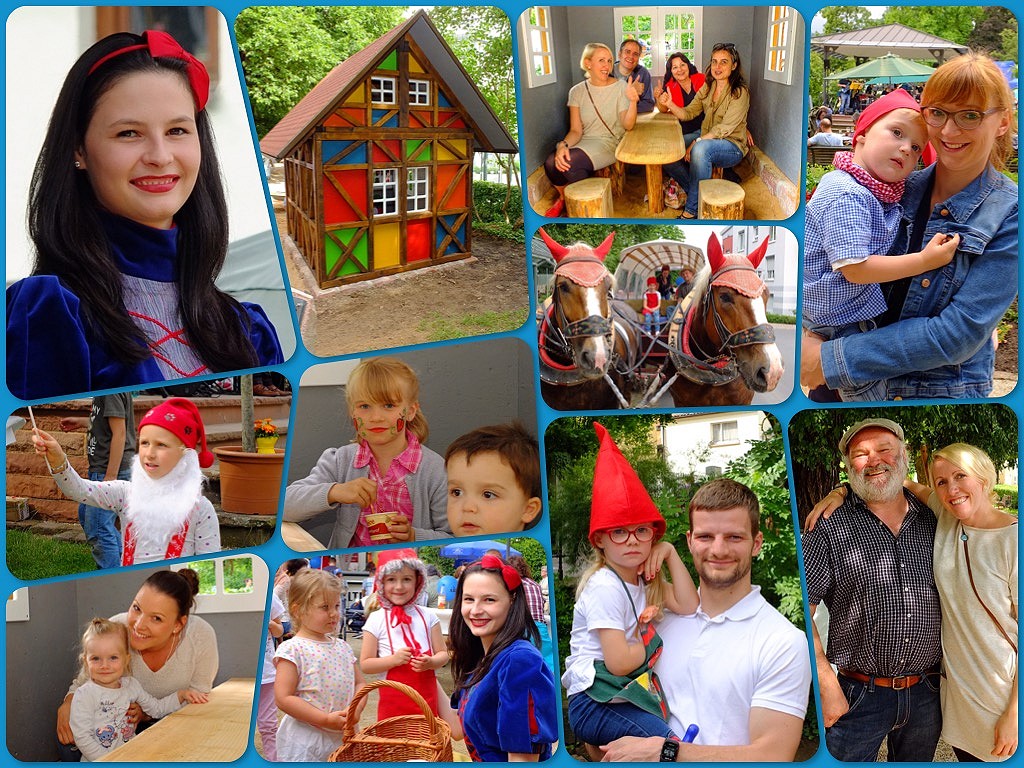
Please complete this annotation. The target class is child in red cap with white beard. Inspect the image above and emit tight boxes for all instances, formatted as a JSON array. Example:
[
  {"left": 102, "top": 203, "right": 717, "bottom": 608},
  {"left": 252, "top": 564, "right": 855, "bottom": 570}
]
[
  {"left": 32, "top": 397, "right": 220, "bottom": 564},
  {"left": 803, "top": 89, "right": 960, "bottom": 401}
]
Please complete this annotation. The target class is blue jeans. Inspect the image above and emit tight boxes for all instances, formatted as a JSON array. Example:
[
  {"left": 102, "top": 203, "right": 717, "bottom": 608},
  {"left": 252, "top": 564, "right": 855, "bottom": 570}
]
[
  {"left": 824, "top": 672, "right": 942, "bottom": 762},
  {"left": 664, "top": 138, "right": 745, "bottom": 216},
  {"left": 79, "top": 469, "right": 129, "bottom": 569},
  {"left": 804, "top": 320, "right": 887, "bottom": 402},
  {"left": 568, "top": 692, "right": 675, "bottom": 746}
]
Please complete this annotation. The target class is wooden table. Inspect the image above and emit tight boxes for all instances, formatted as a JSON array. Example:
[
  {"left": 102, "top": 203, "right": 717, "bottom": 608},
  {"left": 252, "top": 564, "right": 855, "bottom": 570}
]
[
  {"left": 616, "top": 112, "right": 686, "bottom": 213},
  {"left": 98, "top": 678, "right": 255, "bottom": 762},
  {"left": 282, "top": 521, "right": 326, "bottom": 552}
]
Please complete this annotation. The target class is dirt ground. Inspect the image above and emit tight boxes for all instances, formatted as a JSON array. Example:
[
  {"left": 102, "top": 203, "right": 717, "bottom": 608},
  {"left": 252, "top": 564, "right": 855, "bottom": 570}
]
[{"left": 273, "top": 200, "right": 530, "bottom": 358}]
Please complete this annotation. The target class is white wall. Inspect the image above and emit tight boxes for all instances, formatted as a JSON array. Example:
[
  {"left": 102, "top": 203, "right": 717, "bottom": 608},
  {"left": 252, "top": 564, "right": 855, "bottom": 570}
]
[{"left": 661, "top": 411, "right": 769, "bottom": 476}]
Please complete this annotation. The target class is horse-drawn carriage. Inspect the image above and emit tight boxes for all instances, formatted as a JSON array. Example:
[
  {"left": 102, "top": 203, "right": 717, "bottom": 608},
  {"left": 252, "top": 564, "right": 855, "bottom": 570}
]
[{"left": 537, "top": 229, "right": 784, "bottom": 410}]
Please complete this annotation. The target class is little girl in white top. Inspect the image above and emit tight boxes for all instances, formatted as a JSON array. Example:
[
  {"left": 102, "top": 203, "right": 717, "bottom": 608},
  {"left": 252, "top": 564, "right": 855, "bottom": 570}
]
[
  {"left": 274, "top": 569, "right": 365, "bottom": 762},
  {"left": 70, "top": 618, "right": 204, "bottom": 761}
]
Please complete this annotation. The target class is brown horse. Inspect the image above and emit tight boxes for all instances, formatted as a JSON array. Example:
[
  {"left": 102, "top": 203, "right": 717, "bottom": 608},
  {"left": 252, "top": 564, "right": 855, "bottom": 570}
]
[
  {"left": 643, "top": 233, "right": 784, "bottom": 407},
  {"left": 537, "top": 229, "right": 639, "bottom": 410}
]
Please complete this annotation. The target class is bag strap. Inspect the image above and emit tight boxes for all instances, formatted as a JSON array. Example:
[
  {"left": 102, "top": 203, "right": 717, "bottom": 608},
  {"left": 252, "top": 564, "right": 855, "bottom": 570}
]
[
  {"left": 960, "top": 523, "right": 1017, "bottom": 653},
  {"left": 606, "top": 566, "right": 644, "bottom": 632},
  {"left": 584, "top": 82, "right": 618, "bottom": 139}
]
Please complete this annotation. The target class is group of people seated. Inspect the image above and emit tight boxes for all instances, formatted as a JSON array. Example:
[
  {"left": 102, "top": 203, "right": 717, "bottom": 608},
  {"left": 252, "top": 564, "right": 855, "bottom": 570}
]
[{"left": 544, "top": 39, "right": 751, "bottom": 219}]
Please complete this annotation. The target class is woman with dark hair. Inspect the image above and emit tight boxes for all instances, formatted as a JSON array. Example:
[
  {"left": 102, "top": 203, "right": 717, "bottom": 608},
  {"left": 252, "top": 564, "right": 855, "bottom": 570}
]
[
  {"left": 6, "top": 30, "right": 283, "bottom": 400},
  {"left": 655, "top": 51, "right": 706, "bottom": 147},
  {"left": 658, "top": 42, "right": 750, "bottom": 219},
  {"left": 55, "top": 569, "right": 219, "bottom": 758},
  {"left": 449, "top": 555, "right": 558, "bottom": 761}
]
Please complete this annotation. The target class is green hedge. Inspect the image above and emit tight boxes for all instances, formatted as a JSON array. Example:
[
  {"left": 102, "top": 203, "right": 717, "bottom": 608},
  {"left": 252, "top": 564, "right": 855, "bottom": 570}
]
[{"left": 472, "top": 180, "right": 523, "bottom": 225}]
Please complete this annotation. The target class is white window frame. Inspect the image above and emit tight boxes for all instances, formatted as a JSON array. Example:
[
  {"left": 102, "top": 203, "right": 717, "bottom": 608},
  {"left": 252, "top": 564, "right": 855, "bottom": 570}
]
[
  {"left": 763, "top": 6, "right": 796, "bottom": 85},
  {"left": 6, "top": 588, "right": 29, "bottom": 622},
  {"left": 614, "top": 7, "right": 703, "bottom": 79},
  {"left": 520, "top": 6, "right": 557, "bottom": 88},
  {"left": 407, "top": 166, "right": 430, "bottom": 213},
  {"left": 371, "top": 76, "right": 396, "bottom": 104},
  {"left": 172, "top": 555, "right": 267, "bottom": 614},
  {"left": 409, "top": 79, "right": 431, "bottom": 105},
  {"left": 373, "top": 168, "right": 399, "bottom": 217},
  {"left": 711, "top": 420, "right": 740, "bottom": 446}
]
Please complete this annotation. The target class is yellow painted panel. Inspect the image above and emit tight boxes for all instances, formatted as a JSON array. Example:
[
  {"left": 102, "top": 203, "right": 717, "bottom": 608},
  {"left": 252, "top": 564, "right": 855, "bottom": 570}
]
[
  {"left": 409, "top": 56, "right": 425, "bottom": 73},
  {"left": 436, "top": 140, "right": 466, "bottom": 162},
  {"left": 344, "top": 84, "right": 364, "bottom": 104},
  {"left": 373, "top": 222, "right": 402, "bottom": 268}
]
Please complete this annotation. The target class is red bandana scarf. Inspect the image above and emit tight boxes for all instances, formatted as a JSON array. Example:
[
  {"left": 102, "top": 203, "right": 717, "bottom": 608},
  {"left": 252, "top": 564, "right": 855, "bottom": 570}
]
[{"left": 833, "top": 151, "right": 905, "bottom": 204}]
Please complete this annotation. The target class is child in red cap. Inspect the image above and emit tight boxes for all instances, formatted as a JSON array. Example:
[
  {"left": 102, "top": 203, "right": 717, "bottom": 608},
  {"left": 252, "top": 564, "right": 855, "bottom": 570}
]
[
  {"left": 803, "top": 88, "right": 960, "bottom": 401},
  {"left": 643, "top": 276, "right": 662, "bottom": 335},
  {"left": 562, "top": 423, "right": 697, "bottom": 747},
  {"left": 32, "top": 397, "right": 220, "bottom": 564}
]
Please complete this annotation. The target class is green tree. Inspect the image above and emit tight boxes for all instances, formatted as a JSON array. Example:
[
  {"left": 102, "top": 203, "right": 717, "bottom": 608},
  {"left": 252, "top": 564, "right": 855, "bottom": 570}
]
[
  {"left": 509, "top": 537, "right": 548, "bottom": 580},
  {"left": 881, "top": 6, "right": 980, "bottom": 45},
  {"left": 235, "top": 6, "right": 407, "bottom": 138},
  {"left": 968, "top": 7, "right": 1017, "bottom": 53},
  {"left": 788, "top": 404, "right": 1018, "bottom": 525},
  {"left": 429, "top": 7, "right": 520, "bottom": 220},
  {"left": 539, "top": 223, "right": 688, "bottom": 273},
  {"left": 820, "top": 6, "right": 873, "bottom": 34}
]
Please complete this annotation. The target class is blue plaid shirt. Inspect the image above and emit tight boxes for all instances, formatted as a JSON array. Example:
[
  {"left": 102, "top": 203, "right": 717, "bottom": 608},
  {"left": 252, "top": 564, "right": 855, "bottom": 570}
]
[{"left": 803, "top": 169, "right": 903, "bottom": 328}]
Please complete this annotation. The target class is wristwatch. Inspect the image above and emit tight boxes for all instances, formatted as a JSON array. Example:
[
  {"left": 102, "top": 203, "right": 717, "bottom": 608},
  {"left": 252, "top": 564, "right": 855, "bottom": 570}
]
[{"left": 660, "top": 739, "right": 680, "bottom": 762}]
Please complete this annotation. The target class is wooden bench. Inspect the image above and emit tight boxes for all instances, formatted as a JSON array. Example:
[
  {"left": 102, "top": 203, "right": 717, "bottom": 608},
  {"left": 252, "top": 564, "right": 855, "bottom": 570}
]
[{"left": 808, "top": 145, "right": 845, "bottom": 166}]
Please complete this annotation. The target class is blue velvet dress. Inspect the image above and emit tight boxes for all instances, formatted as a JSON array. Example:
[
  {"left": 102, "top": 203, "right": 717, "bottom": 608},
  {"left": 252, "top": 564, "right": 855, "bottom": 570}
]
[
  {"left": 6, "top": 213, "right": 283, "bottom": 400},
  {"left": 455, "top": 639, "right": 559, "bottom": 762}
]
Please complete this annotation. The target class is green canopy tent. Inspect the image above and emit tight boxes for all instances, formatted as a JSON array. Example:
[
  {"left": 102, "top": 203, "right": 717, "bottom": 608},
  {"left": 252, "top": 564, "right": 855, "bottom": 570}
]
[{"left": 825, "top": 53, "right": 936, "bottom": 81}]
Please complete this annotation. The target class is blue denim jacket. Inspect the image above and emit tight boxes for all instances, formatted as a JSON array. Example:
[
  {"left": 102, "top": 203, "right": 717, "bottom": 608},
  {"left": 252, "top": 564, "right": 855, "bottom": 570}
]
[{"left": 822, "top": 165, "right": 1018, "bottom": 399}]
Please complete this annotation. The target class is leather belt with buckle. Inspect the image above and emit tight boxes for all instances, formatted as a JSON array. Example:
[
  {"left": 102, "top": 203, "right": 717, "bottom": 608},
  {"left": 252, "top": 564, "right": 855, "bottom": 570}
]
[{"left": 838, "top": 668, "right": 923, "bottom": 689}]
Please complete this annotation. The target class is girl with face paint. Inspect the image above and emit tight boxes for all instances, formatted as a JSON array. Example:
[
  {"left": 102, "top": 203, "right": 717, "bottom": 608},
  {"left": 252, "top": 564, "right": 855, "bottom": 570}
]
[{"left": 283, "top": 357, "right": 452, "bottom": 547}]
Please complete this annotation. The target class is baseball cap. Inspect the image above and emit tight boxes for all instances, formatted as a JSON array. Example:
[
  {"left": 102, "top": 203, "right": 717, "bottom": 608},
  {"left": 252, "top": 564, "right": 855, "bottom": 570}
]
[{"left": 838, "top": 418, "right": 905, "bottom": 454}]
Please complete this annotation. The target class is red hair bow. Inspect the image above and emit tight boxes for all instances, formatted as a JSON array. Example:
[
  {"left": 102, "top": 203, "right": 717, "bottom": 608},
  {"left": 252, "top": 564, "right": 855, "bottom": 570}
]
[
  {"left": 88, "top": 30, "right": 210, "bottom": 111},
  {"left": 480, "top": 554, "right": 522, "bottom": 592}
]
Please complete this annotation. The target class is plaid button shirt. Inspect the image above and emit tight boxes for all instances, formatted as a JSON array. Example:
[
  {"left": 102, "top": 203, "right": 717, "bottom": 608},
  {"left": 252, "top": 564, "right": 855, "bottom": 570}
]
[
  {"left": 522, "top": 577, "right": 547, "bottom": 624},
  {"left": 803, "top": 488, "right": 941, "bottom": 676}
]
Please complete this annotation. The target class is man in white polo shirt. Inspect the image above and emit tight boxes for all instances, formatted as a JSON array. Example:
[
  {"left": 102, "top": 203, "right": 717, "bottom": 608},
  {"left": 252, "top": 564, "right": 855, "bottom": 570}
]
[{"left": 601, "top": 478, "right": 811, "bottom": 761}]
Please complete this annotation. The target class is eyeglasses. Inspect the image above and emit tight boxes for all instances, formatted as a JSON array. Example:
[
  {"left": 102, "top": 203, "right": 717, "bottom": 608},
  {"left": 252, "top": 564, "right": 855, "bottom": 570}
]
[
  {"left": 605, "top": 525, "right": 656, "bottom": 544},
  {"left": 712, "top": 42, "right": 737, "bottom": 53},
  {"left": 921, "top": 106, "right": 1005, "bottom": 130}
]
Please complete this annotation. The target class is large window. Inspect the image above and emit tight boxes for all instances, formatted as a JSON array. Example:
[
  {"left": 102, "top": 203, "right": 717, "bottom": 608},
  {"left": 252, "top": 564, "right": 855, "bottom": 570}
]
[
  {"left": 763, "top": 6, "right": 796, "bottom": 85},
  {"left": 409, "top": 79, "right": 431, "bottom": 105},
  {"left": 711, "top": 420, "right": 739, "bottom": 446},
  {"left": 520, "top": 6, "right": 557, "bottom": 88},
  {"left": 172, "top": 555, "right": 267, "bottom": 614},
  {"left": 373, "top": 169, "right": 399, "bottom": 216},
  {"left": 407, "top": 167, "right": 429, "bottom": 213},
  {"left": 614, "top": 7, "right": 702, "bottom": 77}
]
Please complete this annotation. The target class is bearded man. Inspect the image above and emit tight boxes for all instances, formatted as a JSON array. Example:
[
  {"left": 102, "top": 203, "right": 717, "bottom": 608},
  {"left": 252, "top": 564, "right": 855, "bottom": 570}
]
[{"left": 803, "top": 418, "right": 942, "bottom": 762}]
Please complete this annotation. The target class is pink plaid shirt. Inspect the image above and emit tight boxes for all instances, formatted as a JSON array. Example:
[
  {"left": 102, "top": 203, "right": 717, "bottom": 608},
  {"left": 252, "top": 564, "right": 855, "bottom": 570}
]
[{"left": 351, "top": 432, "right": 423, "bottom": 546}]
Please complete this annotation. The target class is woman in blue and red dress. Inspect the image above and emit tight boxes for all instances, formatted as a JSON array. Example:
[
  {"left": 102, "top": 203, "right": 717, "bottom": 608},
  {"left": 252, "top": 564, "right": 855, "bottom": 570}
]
[{"left": 449, "top": 555, "right": 558, "bottom": 761}]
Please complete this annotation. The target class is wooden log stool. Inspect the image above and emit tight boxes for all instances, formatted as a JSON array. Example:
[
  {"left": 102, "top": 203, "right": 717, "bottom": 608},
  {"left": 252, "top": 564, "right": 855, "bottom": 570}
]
[
  {"left": 565, "top": 177, "right": 613, "bottom": 218},
  {"left": 698, "top": 179, "right": 744, "bottom": 220}
]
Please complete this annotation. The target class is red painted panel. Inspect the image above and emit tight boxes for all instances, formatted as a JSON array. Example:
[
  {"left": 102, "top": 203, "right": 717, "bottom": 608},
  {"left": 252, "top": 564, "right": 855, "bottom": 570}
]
[
  {"left": 407, "top": 219, "right": 431, "bottom": 262},
  {"left": 437, "top": 165, "right": 467, "bottom": 208},
  {"left": 410, "top": 110, "right": 431, "bottom": 128},
  {"left": 371, "top": 140, "right": 401, "bottom": 163},
  {"left": 323, "top": 169, "right": 367, "bottom": 224},
  {"left": 437, "top": 110, "right": 466, "bottom": 129}
]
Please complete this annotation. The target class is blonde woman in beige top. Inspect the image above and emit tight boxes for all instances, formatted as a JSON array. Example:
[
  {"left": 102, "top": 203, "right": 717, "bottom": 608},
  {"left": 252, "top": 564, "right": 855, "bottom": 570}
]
[{"left": 658, "top": 42, "right": 750, "bottom": 218}]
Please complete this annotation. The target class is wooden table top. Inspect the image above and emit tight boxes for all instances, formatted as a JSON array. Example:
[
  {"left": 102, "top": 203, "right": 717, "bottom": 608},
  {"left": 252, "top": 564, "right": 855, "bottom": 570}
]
[
  {"left": 616, "top": 112, "right": 685, "bottom": 165},
  {"left": 98, "top": 678, "right": 255, "bottom": 762},
  {"left": 281, "top": 521, "right": 326, "bottom": 552}
]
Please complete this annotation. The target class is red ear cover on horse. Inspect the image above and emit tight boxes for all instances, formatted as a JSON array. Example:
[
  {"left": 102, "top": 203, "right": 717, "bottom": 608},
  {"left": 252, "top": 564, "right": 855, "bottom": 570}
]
[
  {"left": 706, "top": 233, "right": 725, "bottom": 273},
  {"left": 747, "top": 236, "right": 770, "bottom": 268},
  {"left": 539, "top": 228, "right": 570, "bottom": 261},
  {"left": 592, "top": 232, "right": 616, "bottom": 261}
]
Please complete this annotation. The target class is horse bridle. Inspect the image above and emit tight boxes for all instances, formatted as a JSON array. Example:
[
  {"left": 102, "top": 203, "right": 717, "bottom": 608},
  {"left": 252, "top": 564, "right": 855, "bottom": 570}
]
[
  {"left": 547, "top": 255, "right": 615, "bottom": 356},
  {"left": 700, "top": 263, "right": 776, "bottom": 355}
]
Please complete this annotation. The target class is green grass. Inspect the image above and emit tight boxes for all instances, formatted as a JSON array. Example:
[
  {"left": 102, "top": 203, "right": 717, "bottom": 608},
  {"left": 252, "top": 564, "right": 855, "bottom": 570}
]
[
  {"left": 7, "top": 530, "right": 96, "bottom": 580},
  {"left": 417, "top": 309, "right": 529, "bottom": 341},
  {"left": 767, "top": 313, "right": 798, "bottom": 325}
]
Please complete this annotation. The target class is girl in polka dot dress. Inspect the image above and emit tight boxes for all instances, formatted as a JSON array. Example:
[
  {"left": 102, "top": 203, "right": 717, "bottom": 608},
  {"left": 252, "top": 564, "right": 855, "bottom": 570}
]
[{"left": 274, "top": 569, "right": 365, "bottom": 761}]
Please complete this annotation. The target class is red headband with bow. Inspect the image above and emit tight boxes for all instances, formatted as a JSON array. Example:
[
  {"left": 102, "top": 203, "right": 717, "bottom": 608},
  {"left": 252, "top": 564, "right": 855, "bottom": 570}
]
[
  {"left": 479, "top": 554, "right": 522, "bottom": 592},
  {"left": 88, "top": 30, "right": 210, "bottom": 111}
]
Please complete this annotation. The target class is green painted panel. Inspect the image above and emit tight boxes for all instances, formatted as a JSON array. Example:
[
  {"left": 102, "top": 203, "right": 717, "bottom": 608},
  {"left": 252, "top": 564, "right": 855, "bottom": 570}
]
[
  {"left": 405, "top": 139, "right": 431, "bottom": 162},
  {"left": 380, "top": 51, "right": 398, "bottom": 70},
  {"left": 325, "top": 228, "right": 368, "bottom": 277}
]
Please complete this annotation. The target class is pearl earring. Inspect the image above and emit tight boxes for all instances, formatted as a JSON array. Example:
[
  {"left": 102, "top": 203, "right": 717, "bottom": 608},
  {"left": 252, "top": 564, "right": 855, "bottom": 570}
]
[{"left": 74, "top": 161, "right": 81, "bottom": 169}]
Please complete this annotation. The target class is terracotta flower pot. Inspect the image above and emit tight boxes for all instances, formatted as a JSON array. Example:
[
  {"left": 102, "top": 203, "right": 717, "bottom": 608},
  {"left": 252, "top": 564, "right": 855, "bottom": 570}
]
[{"left": 213, "top": 445, "right": 285, "bottom": 515}]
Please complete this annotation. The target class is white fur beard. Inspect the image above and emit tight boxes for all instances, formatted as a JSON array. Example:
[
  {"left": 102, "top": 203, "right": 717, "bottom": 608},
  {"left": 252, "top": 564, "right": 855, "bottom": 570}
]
[{"left": 126, "top": 450, "right": 204, "bottom": 548}]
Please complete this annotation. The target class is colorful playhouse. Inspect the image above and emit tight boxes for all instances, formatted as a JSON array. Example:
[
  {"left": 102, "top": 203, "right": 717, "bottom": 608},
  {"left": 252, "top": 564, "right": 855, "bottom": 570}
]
[{"left": 260, "top": 11, "right": 518, "bottom": 288}]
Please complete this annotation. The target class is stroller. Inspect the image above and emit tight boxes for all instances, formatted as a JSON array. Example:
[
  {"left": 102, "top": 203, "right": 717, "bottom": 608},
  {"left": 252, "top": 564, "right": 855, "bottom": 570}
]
[{"left": 345, "top": 599, "right": 366, "bottom": 633}]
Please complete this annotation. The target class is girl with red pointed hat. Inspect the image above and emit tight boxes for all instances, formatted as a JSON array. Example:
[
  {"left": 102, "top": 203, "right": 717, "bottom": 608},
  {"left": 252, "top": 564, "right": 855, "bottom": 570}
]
[
  {"left": 359, "top": 548, "right": 451, "bottom": 722},
  {"left": 562, "top": 423, "right": 698, "bottom": 747},
  {"left": 32, "top": 397, "right": 220, "bottom": 564}
]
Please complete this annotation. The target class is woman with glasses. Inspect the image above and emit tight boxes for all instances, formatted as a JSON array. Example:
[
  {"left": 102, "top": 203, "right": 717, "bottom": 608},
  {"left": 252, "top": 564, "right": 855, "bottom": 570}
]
[
  {"left": 543, "top": 42, "right": 639, "bottom": 217},
  {"left": 802, "top": 52, "right": 1017, "bottom": 400},
  {"left": 657, "top": 42, "right": 750, "bottom": 219}
]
